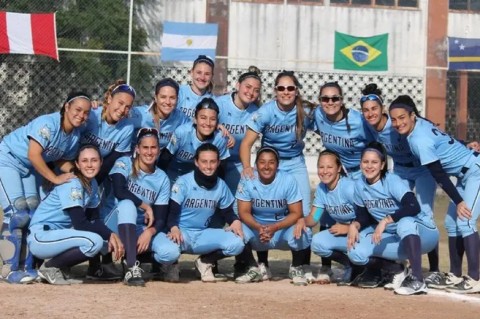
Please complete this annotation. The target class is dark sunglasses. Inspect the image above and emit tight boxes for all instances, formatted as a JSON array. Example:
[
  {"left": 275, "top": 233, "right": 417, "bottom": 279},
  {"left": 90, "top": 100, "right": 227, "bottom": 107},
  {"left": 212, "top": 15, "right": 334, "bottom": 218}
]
[
  {"left": 136, "top": 127, "right": 159, "bottom": 139},
  {"left": 320, "top": 95, "right": 342, "bottom": 103},
  {"left": 112, "top": 84, "right": 136, "bottom": 98},
  {"left": 360, "top": 94, "right": 383, "bottom": 104},
  {"left": 275, "top": 85, "right": 296, "bottom": 92}
]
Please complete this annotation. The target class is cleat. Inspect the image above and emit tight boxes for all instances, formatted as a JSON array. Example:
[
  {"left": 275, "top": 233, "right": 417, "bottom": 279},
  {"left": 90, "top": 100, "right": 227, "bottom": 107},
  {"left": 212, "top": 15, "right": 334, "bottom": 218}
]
[
  {"left": 357, "top": 269, "right": 383, "bottom": 289},
  {"left": 21, "top": 269, "right": 39, "bottom": 284},
  {"left": 316, "top": 265, "right": 333, "bottom": 285},
  {"left": 4, "top": 270, "right": 33, "bottom": 284},
  {"left": 289, "top": 265, "right": 308, "bottom": 286},
  {"left": 235, "top": 266, "right": 262, "bottom": 284},
  {"left": 61, "top": 268, "right": 84, "bottom": 284},
  {"left": 446, "top": 276, "right": 480, "bottom": 294},
  {"left": 303, "top": 265, "right": 316, "bottom": 284},
  {"left": 195, "top": 257, "right": 216, "bottom": 283},
  {"left": 123, "top": 261, "right": 145, "bottom": 287},
  {"left": 86, "top": 262, "right": 123, "bottom": 281},
  {"left": 258, "top": 263, "right": 272, "bottom": 281},
  {"left": 425, "top": 272, "right": 462, "bottom": 289},
  {"left": 384, "top": 267, "right": 410, "bottom": 291},
  {"left": 38, "top": 264, "right": 70, "bottom": 285},
  {"left": 336, "top": 266, "right": 353, "bottom": 286},
  {"left": 394, "top": 274, "right": 428, "bottom": 295},
  {"left": 161, "top": 263, "right": 180, "bottom": 283}
]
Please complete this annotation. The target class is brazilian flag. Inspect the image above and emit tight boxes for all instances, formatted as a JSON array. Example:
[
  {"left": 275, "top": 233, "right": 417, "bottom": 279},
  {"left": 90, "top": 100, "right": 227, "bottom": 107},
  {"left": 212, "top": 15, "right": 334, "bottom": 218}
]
[{"left": 334, "top": 32, "right": 388, "bottom": 71}]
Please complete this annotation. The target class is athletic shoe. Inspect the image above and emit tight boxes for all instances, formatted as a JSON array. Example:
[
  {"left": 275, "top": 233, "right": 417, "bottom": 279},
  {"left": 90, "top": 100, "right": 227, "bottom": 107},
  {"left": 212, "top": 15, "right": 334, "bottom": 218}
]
[
  {"left": 4, "top": 270, "right": 34, "bottom": 284},
  {"left": 86, "top": 262, "right": 123, "bottom": 281},
  {"left": 195, "top": 257, "right": 216, "bottom": 283},
  {"left": 123, "top": 261, "right": 145, "bottom": 287},
  {"left": 384, "top": 267, "right": 410, "bottom": 290},
  {"left": 316, "top": 265, "right": 333, "bottom": 285},
  {"left": 394, "top": 274, "right": 428, "bottom": 295},
  {"left": 303, "top": 265, "right": 316, "bottom": 284},
  {"left": 235, "top": 266, "right": 262, "bottom": 284},
  {"left": 38, "top": 264, "right": 71, "bottom": 285},
  {"left": 258, "top": 263, "right": 272, "bottom": 281},
  {"left": 446, "top": 276, "right": 480, "bottom": 294},
  {"left": 357, "top": 269, "right": 383, "bottom": 289},
  {"left": 425, "top": 272, "right": 462, "bottom": 289},
  {"left": 289, "top": 265, "right": 308, "bottom": 286},
  {"left": 61, "top": 267, "right": 84, "bottom": 284},
  {"left": 161, "top": 263, "right": 180, "bottom": 283},
  {"left": 150, "top": 261, "right": 163, "bottom": 281},
  {"left": 336, "top": 266, "right": 353, "bottom": 286},
  {"left": 23, "top": 269, "right": 40, "bottom": 283}
]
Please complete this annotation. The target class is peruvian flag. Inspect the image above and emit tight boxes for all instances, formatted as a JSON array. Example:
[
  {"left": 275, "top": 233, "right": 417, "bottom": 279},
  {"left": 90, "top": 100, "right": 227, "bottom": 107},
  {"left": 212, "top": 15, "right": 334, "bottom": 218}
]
[{"left": 0, "top": 11, "right": 58, "bottom": 61}]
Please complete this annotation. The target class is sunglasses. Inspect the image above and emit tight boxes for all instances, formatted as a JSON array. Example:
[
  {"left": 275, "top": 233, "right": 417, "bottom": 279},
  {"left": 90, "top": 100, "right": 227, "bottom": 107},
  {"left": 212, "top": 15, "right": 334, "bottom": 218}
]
[
  {"left": 112, "top": 84, "right": 136, "bottom": 98},
  {"left": 275, "top": 85, "right": 296, "bottom": 92},
  {"left": 136, "top": 127, "right": 159, "bottom": 139},
  {"left": 360, "top": 94, "right": 383, "bottom": 104},
  {"left": 320, "top": 95, "right": 342, "bottom": 103}
]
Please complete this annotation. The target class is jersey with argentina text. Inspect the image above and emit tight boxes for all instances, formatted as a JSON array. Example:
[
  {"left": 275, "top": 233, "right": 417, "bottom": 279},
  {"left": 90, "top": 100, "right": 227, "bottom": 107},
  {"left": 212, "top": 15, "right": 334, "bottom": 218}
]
[
  {"left": 177, "top": 84, "right": 213, "bottom": 119},
  {"left": 367, "top": 116, "right": 425, "bottom": 180},
  {"left": 407, "top": 118, "right": 476, "bottom": 176},
  {"left": 129, "top": 104, "right": 190, "bottom": 149},
  {"left": 171, "top": 171, "right": 234, "bottom": 231},
  {"left": 166, "top": 123, "right": 230, "bottom": 175},
  {"left": 80, "top": 107, "right": 134, "bottom": 157},
  {"left": 0, "top": 112, "right": 81, "bottom": 168},
  {"left": 29, "top": 177, "right": 100, "bottom": 230},
  {"left": 314, "top": 108, "right": 374, "bottom": 171},
  {"left": 235, "top": 170, "right": 302, "bottom": 224},
  {"left": 353, "top": 172, "right": 410, "bottom": 233},
  {"left": 312, "top": 176, "right": 356, "bottom": 224},
  {"left": 246, "top": 100, "right": 311, "bottom": 158},
  {"left": 215, "top": 93, "right": 258, "bottom": 163}
]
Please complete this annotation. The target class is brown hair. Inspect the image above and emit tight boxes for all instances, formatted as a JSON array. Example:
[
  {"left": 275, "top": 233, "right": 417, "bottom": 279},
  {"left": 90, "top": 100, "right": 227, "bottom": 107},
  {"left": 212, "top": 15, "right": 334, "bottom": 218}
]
[{"left": 73, "top": 144, "right": 102, "bottom": 194}]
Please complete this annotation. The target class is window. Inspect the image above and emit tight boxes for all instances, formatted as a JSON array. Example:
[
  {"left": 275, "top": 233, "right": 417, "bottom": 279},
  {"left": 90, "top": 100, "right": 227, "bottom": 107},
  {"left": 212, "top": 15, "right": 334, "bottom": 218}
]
[
  {"left": 330, "top": 0, "right": 418, "bottom": 7},
  {"left": 450, "top": 0, "right": 480, "bottom": 12}
]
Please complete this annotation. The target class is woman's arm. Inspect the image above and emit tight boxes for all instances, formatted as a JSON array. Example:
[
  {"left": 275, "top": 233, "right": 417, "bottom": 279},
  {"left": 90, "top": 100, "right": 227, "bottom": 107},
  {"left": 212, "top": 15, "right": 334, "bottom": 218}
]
[
  {"left": 66, "top": 206, "right": 112, "bottom": 240},
  {"left": 304, "top": 205, "right": 323, "bottom": 227},
  {"left": 96, "top": 150, "right": 127, "bottom": 184},
  {"left": 238, "top": 200, "right": 262, "bottom": 232},
  {"left": 28, "top": 139, "right": 73, "bottom": 185},
  {"left": 239, "top": 129, "right": 259, "bottom": 178}
]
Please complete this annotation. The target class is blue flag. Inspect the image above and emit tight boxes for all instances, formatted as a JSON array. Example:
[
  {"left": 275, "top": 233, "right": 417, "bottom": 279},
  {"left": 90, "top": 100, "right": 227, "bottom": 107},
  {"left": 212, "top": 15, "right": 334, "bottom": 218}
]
[
  {"left": 448, "top": 37, "right": 480, "bottom": 70},
  {"left": 161, "top": 21, "right": 218, "bottom": 62}
]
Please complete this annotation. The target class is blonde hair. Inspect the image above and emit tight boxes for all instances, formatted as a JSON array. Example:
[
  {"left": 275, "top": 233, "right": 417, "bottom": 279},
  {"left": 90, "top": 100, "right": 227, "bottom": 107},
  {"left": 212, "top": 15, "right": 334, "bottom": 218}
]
[{"left": 102, "top": 79, "right": 127, "bottom": 121}]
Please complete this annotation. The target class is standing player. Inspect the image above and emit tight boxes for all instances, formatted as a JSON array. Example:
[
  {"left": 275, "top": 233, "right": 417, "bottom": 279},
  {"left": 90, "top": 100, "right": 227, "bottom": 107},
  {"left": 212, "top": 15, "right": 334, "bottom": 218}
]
[
  {"left": 347, "top": 142, "right": 439, "bottom": 295},
  {"left": 159, "top": 98, "right": 230, "bottom": 182},
  {"left": 177, "top": 55, "right": 214, "bottom": 118},
  {"left": 239, "top": 71, "right": 315, "bottom": 281},
  {"left": 0, "top": 92, "right": 91, "bottom": 283},
  {"left": 152, "top": 143, "right": 244, "bottom": 282},
  {"left": 359, "top": 83, "right": 439, "bottom": 274},
  {"left": 389, "top": 95, "right": 480, "bottom": 294},
  {"left": 102, "top": 128, "right": 171, "bottom": 286},
  {"left": 27, "top": 145, "right": 123, "bottom": 285},
  {"left": 234, "top": 147, "right": 312, "bottom": 286}
]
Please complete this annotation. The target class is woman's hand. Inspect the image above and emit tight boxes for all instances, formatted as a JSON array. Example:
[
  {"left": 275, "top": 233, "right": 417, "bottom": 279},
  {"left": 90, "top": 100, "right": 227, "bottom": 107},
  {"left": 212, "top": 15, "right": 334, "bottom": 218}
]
[
  {"left": 259, "top": 224, "right": 277, "bottom": 243},
  {"left": 457, "top": 201, "right": 472, "bottom": 220},
  {"left": 167, "top": 226, "right": 183, "bottom": 244},
  {"left": 141, "top": 204, "right": 154, "bottom": 228},
  {"left": 347, "top": 223, "right": 359, "bottom": 251},
  {"left": 372, "top": 220, "right": 387, "bottom": 245},
  {"left": 241, "top": 167, "right": 255, "bottom": 179},
  {"left": 294, "top": 218, "right": 307, "bottom": 239},
  {"left": 137, "top": 229, "right": 154, "bottom": 254},
  {"left": 329, "top": 223, "right": 350, "bottom": 236},
  {"left": 53, "top": 172, "right": 75, "bottom": 185},
  {"left": 226, "top": 220, "right": 243, "bottom": 239},
  {"left": 108, "top": 233, "right": 124, "bottom": 261}
]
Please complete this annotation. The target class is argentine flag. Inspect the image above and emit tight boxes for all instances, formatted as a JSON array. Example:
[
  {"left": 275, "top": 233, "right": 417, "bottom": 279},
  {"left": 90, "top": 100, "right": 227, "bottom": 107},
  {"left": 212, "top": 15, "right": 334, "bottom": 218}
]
[{"left": 161, "top": 21, "right": 218, "bottom": 62}]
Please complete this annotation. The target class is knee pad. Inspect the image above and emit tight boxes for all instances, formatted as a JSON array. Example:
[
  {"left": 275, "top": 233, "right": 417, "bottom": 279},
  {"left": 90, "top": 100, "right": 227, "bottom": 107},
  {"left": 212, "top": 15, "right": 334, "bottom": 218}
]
[
  {"left": 26, "top": 196, "right": 39, "bottom": 212},
  {"left": 13, "top": 197, "right": 28, "bottom": 212},
  {"left": 9, "top": 209, "right": 30, "bottom": 231}
]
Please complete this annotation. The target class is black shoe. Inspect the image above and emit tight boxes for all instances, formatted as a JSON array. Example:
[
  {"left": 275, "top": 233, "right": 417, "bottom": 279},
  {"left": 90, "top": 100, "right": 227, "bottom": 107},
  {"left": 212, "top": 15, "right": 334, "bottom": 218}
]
[
  {"left": 86, "top": 262, "right": 123, "bottom": 281},
  {"left": 124, "top": 261, "right": 145, "bottom": 287},
  {"left": 357, "top": 269, "right": 382, "bottom": 288}
]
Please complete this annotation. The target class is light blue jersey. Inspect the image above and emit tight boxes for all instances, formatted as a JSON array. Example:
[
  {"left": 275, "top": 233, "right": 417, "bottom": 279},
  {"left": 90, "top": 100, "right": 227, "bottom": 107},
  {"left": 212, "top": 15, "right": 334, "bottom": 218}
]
[
  {"left": 166, "top": 123, "right": 230, "bottom": 177},
  {"left": 312, "top": 176, "right": 356, "bottom": 224},
  {"left": 129, "top": 104, "right": 190, "bottom": 149},
  {"left": 354, "top": 173, "right": 411, "bottom": 233},
  {"left": 177, "top": 84, "right": 213, "bottom": 119},
  {"left": 314, "top": 108, "right": 374, "bottom": 173},
  {"left": 80, "top": 107, "right": 134, "bottom": 157},
  {"left": 171, "top": 172, "right": 234, "bottom": 231},
  {"left": 246, "top": 100, "right": 310, "bottom": 159},
  {"left": 407, "top": 118, "right": 477, "bottom": 176},
  {"left": 29, "top": 177, "right": 100, "bottom": 230},
  {"left": 0, "top": 112, "right": 81, "bottom": 168},
  {"left": 215, "top": 93, "right": 258, "bottom": 162},
  {"left": 236, "top": 170, "right": 302, "bottom": 223}
]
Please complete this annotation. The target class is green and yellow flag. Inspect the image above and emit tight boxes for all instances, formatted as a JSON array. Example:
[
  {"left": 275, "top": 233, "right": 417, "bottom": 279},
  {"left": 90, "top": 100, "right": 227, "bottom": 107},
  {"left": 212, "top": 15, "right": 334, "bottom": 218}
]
[{"left": 334, "top": 31, "right": 388, "bottom": 71}]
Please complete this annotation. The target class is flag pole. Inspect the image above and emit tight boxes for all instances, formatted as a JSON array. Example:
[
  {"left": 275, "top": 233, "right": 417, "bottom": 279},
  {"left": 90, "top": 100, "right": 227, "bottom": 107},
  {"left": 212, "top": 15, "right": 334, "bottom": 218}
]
[{"left": 126, "top": 0, "right": 134, "bottom": 84}]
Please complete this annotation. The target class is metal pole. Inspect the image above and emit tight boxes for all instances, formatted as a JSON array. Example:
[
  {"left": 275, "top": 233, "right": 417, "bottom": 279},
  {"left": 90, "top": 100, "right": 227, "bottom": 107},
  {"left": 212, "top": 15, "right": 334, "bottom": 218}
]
[{"left": 126, "top": 0, "right": 134, "bottom": 84}]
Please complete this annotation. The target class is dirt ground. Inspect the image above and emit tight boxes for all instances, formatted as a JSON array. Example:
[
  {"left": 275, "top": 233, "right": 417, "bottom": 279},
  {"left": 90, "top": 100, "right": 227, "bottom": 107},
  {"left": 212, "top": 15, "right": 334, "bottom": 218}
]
[{"left": 1, "top": 259, "right": 480, "bottom": 319}]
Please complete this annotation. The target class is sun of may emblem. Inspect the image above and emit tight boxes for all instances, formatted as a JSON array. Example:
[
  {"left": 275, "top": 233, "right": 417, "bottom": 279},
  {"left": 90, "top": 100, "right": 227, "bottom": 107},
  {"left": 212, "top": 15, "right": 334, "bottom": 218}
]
[
  {"left": 172, "top": 184, "right": 180, "bottom": 193},
  {"left": 70, "top": 187, "right": 83, "bottom": 201},
  {"left": 115, "top": 161, "right": 127, "bottom": 170},
  {"left": 38, "top": 125, "right": 51, "bottom": 141},
  {"left": 186, "top": 38, "right": 193, "bottom": 46}
]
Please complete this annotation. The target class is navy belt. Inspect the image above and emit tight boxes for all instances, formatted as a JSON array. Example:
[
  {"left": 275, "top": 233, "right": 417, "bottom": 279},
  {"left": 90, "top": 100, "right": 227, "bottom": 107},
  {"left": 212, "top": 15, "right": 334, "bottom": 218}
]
[{"left": 395, "top": 161, "right": 415, "bottom": 168}]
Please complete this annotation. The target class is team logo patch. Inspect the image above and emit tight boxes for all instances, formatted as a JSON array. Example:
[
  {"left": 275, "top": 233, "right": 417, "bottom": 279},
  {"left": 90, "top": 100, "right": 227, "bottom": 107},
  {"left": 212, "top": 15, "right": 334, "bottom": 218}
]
[
  {"left": 171, "top": 134, "right": 177, "bottom": 146},
  {"left": 236, "top": 183, "right": 244, "bottom": 194},
  {"left": 251, "top": 113, "right": 259, "bottom": 123},
  {"left": 114, "top": 161, "right": 127, "bottom": 170},
  {"left": 172, "top": 184, "right": 179, "bottom": 193},
  {"left": 70, "top": 187, "right": 83, "bottom": 201},
  {"left": 38, "top": 125, "right": 51, "bottom": 141}
]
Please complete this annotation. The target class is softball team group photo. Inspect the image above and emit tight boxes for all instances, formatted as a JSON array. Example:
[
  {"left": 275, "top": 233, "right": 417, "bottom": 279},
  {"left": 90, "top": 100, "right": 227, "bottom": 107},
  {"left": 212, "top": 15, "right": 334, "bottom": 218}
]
[{"left": 1, "top": 55, "right": 480, "bottom": 298}]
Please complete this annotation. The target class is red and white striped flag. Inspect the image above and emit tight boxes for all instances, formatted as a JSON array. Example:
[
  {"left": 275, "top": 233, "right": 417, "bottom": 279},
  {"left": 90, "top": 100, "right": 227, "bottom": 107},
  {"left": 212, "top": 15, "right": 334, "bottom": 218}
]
[{"left": 0, "top": 11, "right": 58, "bottom": 61}]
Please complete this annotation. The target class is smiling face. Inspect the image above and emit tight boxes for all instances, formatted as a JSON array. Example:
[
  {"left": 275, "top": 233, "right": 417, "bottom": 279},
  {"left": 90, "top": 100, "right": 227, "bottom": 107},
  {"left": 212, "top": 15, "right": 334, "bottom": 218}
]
[
  {"left": 275, "top": 76, "right": 297, "bottom": 109},
  {"left": 317, "top": 153, "right": 342, "bottom": 189},
  {"left": 64, "top": 98, "right": 91, "bottom": 130},
  {"left": 155, "top": 86, "right": 178, "bottom": 118},
  {"left": 361, "top": 100, "right": 384, "bottom": 129},
  {"left": 195, "top": 150, "right": 219, "bottom": 176},
  {"left": 195, "top": 108, "right": 218, "bottom": 139},
  {"left": 389, "top": 107, "right": 416, "bottom": 135},
  {"left": 320, "top": 86, "right": 343, "bottom": 121},
  {"left": 256, "top": 151, "right": 278, "bottom": 184},
  {"left": 106, "top": 92, "right": 134, "bottom": 124},
  {"left": 75, "top": 147, "right": 101, "bottom": 180},
  {"left": 190, "top": 62, "right": 213, "bottom": 94},
  {"left": 235, "top": 77, "right": 261, "bottom": 106},
  {"left": 136, "top": 135, "right": 159, "bottom": 169},
  {"left": 361, "top": 150, "right": 385, "bottom": 184}
]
